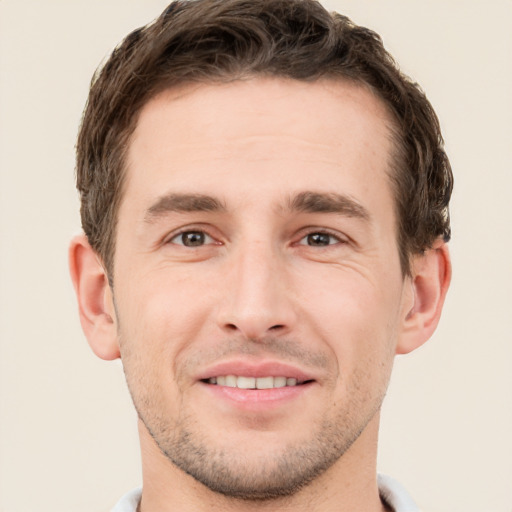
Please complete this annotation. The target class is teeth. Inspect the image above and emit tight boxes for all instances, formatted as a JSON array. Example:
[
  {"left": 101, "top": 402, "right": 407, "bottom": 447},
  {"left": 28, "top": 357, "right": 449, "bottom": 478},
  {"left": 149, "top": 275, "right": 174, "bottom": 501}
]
[
  {"left": 274, "top": 376, "right": 287, "bottom": 388},
  {"left": 225, "top": 375, "right": 237, "bottom": 387},
  {"left": 256, "top": 376, "right": 273, "bottom": 389},
  {"left": 237, "top": 376, "right": 256, "bottom": 389},
  {"left": 207, "top": 376, "right": 301, "bottom": 389}
]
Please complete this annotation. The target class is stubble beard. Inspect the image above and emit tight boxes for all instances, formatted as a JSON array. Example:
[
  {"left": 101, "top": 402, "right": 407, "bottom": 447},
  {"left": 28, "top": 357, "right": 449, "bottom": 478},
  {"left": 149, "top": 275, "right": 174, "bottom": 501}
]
[
  {"left": 118, "top": 327, "right": 391, "bottom": 502},
  {"left": 135, "top": 388, "right": 383, "bottom": 502}
]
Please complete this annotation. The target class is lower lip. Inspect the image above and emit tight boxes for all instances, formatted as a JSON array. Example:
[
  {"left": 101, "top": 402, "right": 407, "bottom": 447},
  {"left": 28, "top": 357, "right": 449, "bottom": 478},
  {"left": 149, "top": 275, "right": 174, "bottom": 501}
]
[{"left": 201, "top": 381, "right": 314, "bottom": 409}]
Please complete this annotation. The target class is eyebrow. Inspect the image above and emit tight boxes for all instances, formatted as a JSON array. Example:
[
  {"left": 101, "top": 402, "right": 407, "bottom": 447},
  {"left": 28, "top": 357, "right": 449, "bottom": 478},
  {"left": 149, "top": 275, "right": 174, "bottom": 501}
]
[
  {"left": 287, "top": 191, "right": 370, "bottom": 221},
  {"left": 144, "top": 193, "right": 226, "bottom": 222},
  {"left": 143, "top": 190, "right": 370, "bottom": 223}
]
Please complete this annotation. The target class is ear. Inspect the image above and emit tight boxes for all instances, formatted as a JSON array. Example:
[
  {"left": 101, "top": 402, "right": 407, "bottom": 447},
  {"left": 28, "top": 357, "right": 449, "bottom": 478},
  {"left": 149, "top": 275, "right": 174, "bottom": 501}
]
[
  {"left": 69, "top": 234, "right": 120, "bottom": 360},
  {"left": 396, "top": 240, "right": 451, "bottom": 355}
]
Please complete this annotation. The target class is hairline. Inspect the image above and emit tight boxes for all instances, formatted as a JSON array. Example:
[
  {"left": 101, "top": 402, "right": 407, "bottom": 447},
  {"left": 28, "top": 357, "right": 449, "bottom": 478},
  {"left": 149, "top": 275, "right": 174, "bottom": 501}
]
[{"left": 105, "top": 74, "right": 413, "bottom": 284}]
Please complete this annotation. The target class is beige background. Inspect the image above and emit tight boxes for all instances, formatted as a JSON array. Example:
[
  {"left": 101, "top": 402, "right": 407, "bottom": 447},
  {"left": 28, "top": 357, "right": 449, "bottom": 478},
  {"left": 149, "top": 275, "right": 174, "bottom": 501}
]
[{"left": 0, "top": 1, "right": 511, "bottom": 511}]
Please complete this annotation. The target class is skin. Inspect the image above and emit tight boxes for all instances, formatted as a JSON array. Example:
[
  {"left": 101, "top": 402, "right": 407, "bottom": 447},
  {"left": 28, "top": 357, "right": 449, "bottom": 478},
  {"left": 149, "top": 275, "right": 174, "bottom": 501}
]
[{"left": 70, "top": 78, "right": 451, "bottom": 512}]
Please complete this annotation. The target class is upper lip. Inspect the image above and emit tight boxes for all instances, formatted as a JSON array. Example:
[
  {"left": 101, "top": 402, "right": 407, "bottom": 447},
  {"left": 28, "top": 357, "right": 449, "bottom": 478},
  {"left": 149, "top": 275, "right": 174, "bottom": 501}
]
[{"left": 196, "top": 359, "right": 318, "bottom": 383}]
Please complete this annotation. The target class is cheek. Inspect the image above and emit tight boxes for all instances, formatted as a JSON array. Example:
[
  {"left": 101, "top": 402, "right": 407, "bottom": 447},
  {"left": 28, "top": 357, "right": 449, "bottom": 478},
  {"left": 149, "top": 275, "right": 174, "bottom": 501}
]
[
  {"left": 298, "top": 265, "right": 395, "bottom": 329},
  {"left": 117, "top": 265, "right": 212, "bottom": 331},
  {"left": 114, "top": 268, "right": 218, "bottom": 381},
  {"left": 296, "top": 265, "right": 401, "bottom": 377}
]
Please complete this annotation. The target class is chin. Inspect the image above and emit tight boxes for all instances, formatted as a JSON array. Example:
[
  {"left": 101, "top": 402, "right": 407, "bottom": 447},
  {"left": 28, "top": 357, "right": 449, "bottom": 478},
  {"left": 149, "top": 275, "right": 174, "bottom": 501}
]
[{"left": 143, "top": 408, "right": 376, "bottom": 501}]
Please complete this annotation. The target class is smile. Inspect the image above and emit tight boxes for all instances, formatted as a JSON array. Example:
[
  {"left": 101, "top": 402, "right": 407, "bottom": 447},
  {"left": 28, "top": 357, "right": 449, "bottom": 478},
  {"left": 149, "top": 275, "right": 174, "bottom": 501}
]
[{"left": 205, "top": 376, "right": 305, "bottom": 389}]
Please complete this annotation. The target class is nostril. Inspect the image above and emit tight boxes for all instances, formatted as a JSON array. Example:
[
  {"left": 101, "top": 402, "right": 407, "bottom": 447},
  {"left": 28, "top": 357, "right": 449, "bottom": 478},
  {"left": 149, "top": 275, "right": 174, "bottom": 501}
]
[{"left": 223, "top": 323, "right": 285, "bottom": 334}]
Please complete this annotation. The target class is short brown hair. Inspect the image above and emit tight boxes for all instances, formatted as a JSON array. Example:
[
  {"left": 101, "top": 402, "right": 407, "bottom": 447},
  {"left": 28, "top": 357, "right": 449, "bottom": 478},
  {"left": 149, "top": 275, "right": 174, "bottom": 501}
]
[{"left": 76, "top": 0, "right": 452, "bottom": 277}]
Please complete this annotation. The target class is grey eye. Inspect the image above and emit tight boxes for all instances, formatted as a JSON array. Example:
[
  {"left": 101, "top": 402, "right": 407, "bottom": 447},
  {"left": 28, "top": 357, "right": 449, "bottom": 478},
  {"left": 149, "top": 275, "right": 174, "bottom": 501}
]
[
  {"left": 301, "top": 232, "right": 337, "bottom": 246},
  {"left": 171, "top": 231, "right": 213, "bottom": 247}
]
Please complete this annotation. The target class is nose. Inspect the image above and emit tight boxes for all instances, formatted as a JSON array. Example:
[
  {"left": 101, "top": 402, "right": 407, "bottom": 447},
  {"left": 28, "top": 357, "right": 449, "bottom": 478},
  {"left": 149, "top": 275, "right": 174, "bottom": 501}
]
[{"left": 216, "top": 240, "right": 297, "bottom": 340}]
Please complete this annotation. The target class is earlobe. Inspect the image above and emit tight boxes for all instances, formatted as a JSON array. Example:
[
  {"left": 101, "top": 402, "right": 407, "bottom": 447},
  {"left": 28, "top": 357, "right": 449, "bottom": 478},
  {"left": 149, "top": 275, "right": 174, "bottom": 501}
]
[
  {"left": 396, "top": 240, "right": 451, "bottom": 355},
  {"left": 69, "top": 234, "right": 120, "bottom": 360}
]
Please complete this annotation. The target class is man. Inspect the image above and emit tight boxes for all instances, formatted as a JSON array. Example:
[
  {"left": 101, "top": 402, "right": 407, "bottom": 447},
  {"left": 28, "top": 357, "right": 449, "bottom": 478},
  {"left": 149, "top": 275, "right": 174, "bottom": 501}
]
[{"left": 69, "top": 0, "right": 452, "bottom": 510}]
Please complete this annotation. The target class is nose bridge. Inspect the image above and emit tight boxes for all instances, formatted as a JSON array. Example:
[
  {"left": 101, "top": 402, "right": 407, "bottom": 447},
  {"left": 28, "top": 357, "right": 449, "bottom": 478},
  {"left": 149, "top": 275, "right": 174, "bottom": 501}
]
[
  {"left": 218, "top": 236, "right": 294, "bottom": 338},
  {"left": 238, "top": 238, "right": 278, "bottom": 303}
]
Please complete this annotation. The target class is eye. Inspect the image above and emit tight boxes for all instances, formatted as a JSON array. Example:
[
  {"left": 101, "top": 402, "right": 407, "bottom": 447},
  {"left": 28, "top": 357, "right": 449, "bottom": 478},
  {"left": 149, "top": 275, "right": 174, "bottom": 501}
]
[
  {"left": 298, "top": 232, "right": 343, "bottom": 247},
  {"left": 169, "top": 230, "right": 215, "bottom": 247}
]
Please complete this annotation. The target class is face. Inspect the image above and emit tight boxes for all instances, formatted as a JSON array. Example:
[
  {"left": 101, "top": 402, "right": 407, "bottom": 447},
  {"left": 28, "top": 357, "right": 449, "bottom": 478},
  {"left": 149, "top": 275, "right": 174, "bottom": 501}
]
[{"left": 112, "top": 78, "right": 412, "bottom": 498}]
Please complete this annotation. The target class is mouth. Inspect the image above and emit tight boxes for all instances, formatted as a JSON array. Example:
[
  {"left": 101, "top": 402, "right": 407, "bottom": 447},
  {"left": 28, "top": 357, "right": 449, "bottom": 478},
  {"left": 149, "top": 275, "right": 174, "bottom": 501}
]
[
  {"left": 196, "top": 361, "right": 318, "bottom": 407},
  {"left": 201, "top": 375, "right": 312, "bottom": 389}
]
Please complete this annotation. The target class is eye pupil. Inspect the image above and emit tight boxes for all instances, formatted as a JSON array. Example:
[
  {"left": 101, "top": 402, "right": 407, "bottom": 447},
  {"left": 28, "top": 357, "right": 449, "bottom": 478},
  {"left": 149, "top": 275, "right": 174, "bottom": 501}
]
[
  {"left": 182, "top": 231, "right": 205, "bottom": 246},
  {"left": 307, "top": 233, "right": 331, "bottom": 246}
]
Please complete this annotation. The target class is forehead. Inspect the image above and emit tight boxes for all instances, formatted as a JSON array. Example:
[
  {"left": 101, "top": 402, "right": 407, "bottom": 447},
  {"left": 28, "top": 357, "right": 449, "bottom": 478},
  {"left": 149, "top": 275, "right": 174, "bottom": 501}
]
[{"left": 123, "top": 77, "right": 395, "bottom": 216}]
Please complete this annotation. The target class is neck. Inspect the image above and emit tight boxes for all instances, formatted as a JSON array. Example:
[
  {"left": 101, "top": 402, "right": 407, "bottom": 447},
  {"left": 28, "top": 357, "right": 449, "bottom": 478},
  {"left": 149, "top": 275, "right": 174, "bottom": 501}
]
[{"left": 137, "top": 414, "right": 389, "bottom": 512}]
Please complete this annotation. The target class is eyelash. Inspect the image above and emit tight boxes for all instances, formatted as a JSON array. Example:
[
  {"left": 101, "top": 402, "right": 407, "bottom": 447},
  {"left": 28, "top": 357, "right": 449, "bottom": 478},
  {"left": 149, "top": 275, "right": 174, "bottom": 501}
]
[
  {"left": 297, "top": 231, "right": 346, "bottom": 247},
  {"left": 165, "top": 228, "right": 347, "bottom": 248},
  {"left": 167, "top": 229, "right": 217, "bottom": 247}
]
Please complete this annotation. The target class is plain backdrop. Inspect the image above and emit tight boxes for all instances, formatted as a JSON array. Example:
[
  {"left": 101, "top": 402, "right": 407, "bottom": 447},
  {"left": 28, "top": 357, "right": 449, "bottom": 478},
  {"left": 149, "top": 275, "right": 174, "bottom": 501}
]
[{"left": 0, "top": 1, "right": 511, "bottom": 511}]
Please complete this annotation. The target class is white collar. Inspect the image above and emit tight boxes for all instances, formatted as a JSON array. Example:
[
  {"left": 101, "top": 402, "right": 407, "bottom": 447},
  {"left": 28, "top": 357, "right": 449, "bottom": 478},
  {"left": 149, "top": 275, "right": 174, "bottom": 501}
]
[{"left": 111, "top": 474, "right": 419, "bottom": 512}]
